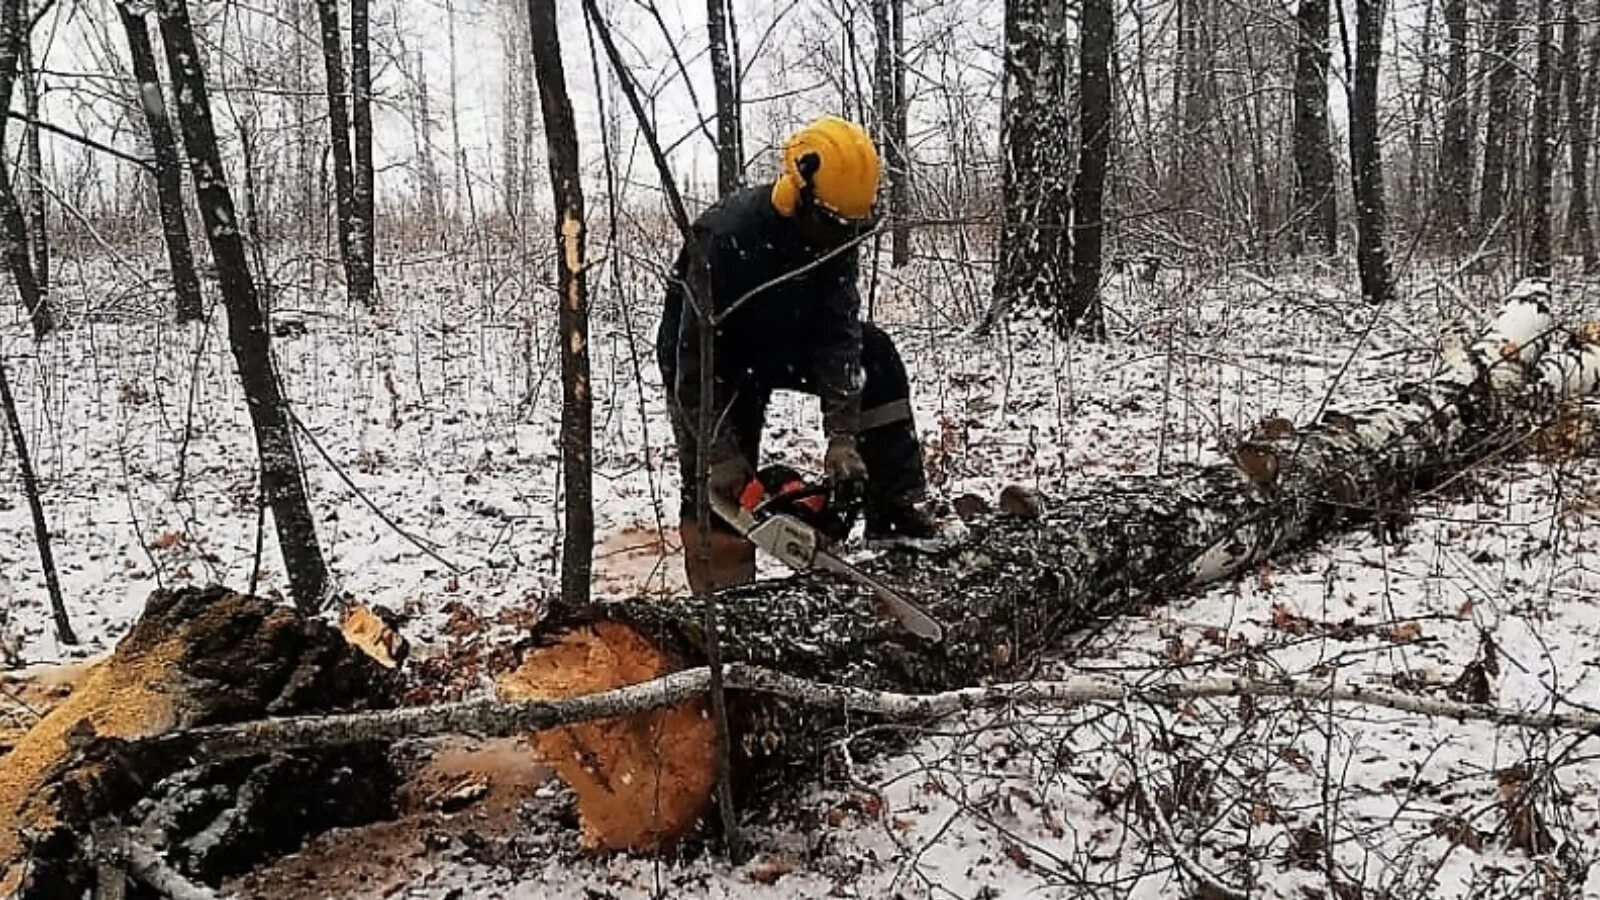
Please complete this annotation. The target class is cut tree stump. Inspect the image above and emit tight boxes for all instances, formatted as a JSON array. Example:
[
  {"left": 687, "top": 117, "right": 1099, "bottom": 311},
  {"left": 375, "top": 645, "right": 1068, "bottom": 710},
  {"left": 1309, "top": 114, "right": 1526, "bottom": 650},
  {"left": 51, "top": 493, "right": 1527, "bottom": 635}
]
[
  {"left": 0, "top": 586, "right": 398, "bottom": 898},
  {"left": 500, "top": 281, "right": 1600, "bottom": 850}
]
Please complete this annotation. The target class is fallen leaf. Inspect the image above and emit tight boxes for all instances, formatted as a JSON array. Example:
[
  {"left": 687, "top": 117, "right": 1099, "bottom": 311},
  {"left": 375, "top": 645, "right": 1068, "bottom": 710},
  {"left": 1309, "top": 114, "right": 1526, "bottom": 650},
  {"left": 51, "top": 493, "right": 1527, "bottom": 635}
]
[
  {"left": 1002, "top": 843, "right": 1032, "bottom": 870},
  {"left": 1381, "top": 621, "right": 1423, "bottom": 643},
  {"left": 1278, "top": 746, "right": 1314, "bottom": 773},
  {"left": 1431, "top": 814, "right": 1483, "bottom": 852},
  {"left": 747, "top": 857, "right": 795, "bottom": 885}
]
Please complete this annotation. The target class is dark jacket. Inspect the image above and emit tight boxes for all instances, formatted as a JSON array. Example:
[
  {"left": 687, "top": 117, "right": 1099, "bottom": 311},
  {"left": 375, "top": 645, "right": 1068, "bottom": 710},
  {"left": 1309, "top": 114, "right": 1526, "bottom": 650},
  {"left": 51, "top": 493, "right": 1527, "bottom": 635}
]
[{"left": 657, "top": 185, "right": 864, "bottom": 459}]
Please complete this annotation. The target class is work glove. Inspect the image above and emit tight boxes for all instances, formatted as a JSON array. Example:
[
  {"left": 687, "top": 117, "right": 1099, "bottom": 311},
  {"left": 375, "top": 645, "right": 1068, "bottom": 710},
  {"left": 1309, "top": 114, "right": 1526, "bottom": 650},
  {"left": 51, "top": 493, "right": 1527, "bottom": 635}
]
[{"left": 824, "top": 435, "right": 868, "bottom": 506}]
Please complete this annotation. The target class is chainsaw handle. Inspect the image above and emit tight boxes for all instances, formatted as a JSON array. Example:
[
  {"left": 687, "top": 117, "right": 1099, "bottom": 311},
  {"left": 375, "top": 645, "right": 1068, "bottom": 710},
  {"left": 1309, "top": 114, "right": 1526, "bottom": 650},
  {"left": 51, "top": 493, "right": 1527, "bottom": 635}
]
[{"left": 752, "top": 482, "right": 831, "bottom": 518}]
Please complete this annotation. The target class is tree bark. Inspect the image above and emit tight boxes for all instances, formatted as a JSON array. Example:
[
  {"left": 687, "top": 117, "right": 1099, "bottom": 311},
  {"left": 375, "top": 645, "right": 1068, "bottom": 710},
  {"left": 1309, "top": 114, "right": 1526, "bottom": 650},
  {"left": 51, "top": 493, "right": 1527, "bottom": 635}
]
[
  {"left": 156, "top": 0, "right": 330, "bottom": 611},
  {"left": 1348, "top": 0, "right": 1395, "bottom": 304},
  {"left": 350, "top": 0, "right": 375, "bottom": 306},
  {"left": 1404, "top": 0, "right": 1436, "bottom": 226},
  {"left": 504, "top": 281, "right": 1599, "bottom": 849},
  {"left": 1479, "top": 0, "right": 1519, "bottom": 238},
  {"left": 1562, "top": 0, "right": 1597, "bottom": 270},
  {"left": 872, "top": 0, "right": 893, "bottom": 190},
  {"left": 1528, "top": 0, "right": 1554, "bottom": 276},
  {"left": 501, "top": 4, "right": 523, "bottom": 221},
  {"left": 993, "top": 0, "right": 1074, "bottom": 336},
  {"left": 707, "top": 0, "right": 741, "bottom": 197},
  {"left": 1292, "top": 0, "right": 1338, "bottom": 254},
  {"left": 0, "top": 587, "right": 397, "bottom": 898},
  {"left": 0, "top": 0, "right": 49, "bottom": 338},
  {"left": 889, "top": 0, "right": 909, "bottom": 267},
  {"left": 19, "top": 29, "right": 45, "bottom": 308},
  {"left": 1438, "top": 0, "right": 1473, "bottom": 244},
  {"left": 117, "top": 2, "right": 203, "bottom": 323},
  {"left": 446, "top": 0, "right": 465, "bottom": 219},
  {"left": 411, "top": 49, "right": 443, "bottom": 223},
  {"left": 1069, "top": 0, "right": 1111, "bottom": 338},
  {"left": 0, "top": 348, "right": 74, "bottom": 646},
  {"left": 315, "top": 0, "right": 357, "bottom": 297},
  {"left": 526, "top": 0, "right": 594, "bottom": 610}
]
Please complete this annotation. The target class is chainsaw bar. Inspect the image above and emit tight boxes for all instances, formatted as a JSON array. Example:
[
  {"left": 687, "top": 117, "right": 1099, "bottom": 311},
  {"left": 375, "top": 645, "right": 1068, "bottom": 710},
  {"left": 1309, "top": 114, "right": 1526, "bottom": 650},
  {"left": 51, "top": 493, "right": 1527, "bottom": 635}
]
[{"left": 710, "top": 496, "right": 945, "bottom": 643}]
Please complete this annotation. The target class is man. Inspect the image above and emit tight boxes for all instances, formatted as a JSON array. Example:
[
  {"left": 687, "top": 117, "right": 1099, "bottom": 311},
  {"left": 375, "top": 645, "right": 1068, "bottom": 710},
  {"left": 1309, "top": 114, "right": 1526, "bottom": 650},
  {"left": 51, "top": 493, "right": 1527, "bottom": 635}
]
[{"left": 657, "top": 116, "right": 944, "bottom": 593}]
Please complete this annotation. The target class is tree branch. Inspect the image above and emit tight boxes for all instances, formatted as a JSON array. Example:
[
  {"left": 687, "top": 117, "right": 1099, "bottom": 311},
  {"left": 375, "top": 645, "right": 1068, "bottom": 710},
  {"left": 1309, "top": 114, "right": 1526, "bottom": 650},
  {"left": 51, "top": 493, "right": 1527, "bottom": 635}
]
[
  {"left": 5, "top": 110, "right": 153, "bottom": 172},
  {"left": 136, "top": 662, "right": 1600, "bottom": 764}
]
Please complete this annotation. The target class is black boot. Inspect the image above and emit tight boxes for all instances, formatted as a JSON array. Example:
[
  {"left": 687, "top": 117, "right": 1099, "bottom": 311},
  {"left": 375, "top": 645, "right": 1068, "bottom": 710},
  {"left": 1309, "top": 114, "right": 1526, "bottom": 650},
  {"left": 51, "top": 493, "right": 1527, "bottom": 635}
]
[{"left": 864, "top": 499, "right": 962, "bottom": 551}]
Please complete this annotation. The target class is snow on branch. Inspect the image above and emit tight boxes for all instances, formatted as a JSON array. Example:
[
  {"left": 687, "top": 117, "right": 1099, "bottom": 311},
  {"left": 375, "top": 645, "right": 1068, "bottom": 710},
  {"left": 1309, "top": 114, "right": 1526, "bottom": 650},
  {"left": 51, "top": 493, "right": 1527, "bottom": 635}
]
[{"left": 138, "top": 662, "right": 1600, "bottom": 764}]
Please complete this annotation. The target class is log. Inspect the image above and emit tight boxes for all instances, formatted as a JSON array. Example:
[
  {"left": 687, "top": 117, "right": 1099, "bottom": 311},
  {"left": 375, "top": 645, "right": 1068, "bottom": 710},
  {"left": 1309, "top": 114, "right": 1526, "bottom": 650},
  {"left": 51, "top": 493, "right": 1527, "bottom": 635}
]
[
  {"left": 500, "top": 280, "right": 1600, "bottom": 850},
  {"left": 0, "top": 586, "right": 398, "bottom": 898}
]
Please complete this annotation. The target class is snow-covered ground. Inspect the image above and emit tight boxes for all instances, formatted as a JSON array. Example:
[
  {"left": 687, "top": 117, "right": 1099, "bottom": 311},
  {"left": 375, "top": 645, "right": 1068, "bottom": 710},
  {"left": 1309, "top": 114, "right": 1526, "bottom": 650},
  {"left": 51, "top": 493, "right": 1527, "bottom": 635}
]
[{"left": 3, "top": 246, "right": 1599, "bottom": 898}]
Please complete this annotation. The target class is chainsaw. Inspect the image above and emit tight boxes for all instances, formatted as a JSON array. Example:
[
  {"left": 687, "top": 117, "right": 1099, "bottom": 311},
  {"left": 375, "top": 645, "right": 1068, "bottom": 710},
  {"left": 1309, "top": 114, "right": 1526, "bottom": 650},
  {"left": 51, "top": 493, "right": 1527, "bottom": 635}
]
[{"left": 709, "top": 464, "right": 945, "bottom": 643}]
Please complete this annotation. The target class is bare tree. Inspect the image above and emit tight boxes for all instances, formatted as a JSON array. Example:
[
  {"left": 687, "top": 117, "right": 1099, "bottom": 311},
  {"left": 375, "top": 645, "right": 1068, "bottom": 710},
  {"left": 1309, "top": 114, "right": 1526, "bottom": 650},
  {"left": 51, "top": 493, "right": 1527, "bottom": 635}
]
[
  {"left": 19, "top": 26, "right": 45, "bottom": 306},
  {"left": 350, "top": 0, "right": 376, "bottom": 305},
  {"left": 1562, "top": 0, "right": 1597, "bottom": 270},
  {"left": 1069, "top": 0, "right": 1112, "bottom": 337},
  {"left": 707, "top": 0, "right": 741, "bottom": 196},
  {"left": 410, "top": 48, "right": 444, "bottom": 222},
  {"left": 0, "top": 348, "right": 74, "bottom": 646},
  {"left": 502, "top": 0, "right": 526, "bottom": 220},
  {"left": 1478, "top": 0, "right": 1519, "bottom": 238},
  {"left": 117, "top": 1, "right": 203, "bottom": 323},
  {"left": 1291, "top": 0, "right": 1337, "bottom": 253},
  {"left": 316, "top": 0, "right": 360, "bottom": 304},
  {"left": 1437, "top": 0, "right": 1473, "bottom": 244},
  {"left": 993, "top": 0, "right": 1073, "bottom": 334},
  {"left": 872, "top": 0, "right": 910, "bottom": 267},
  {"left": 525, "top": 0, "right": 593, "bottom": 611},
  {"left": 156, "top": 0, "right": 331, "bottom": 610},
  {"left": 0, "top": 0, "right": 49, "bottom": 338},
  {"left": 1528, "top": 0, "right": 1554, "bottom": 275},
  {"left": 1346, "top": 0, "right": 1394, "bottom": 304}
]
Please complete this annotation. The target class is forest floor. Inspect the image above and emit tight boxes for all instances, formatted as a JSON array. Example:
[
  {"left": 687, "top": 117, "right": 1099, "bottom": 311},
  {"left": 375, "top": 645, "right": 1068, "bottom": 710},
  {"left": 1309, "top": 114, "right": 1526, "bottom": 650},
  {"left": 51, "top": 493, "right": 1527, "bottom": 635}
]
[{"left": 3, "top": 249, "right": 1600, "bottom": 898}]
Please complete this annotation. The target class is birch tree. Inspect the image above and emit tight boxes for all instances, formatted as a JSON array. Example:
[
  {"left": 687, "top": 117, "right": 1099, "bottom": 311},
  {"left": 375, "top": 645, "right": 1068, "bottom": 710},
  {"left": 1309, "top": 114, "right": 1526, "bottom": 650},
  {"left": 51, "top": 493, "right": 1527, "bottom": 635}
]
[
  {"left": 350, "top": 0, "right": 376, "bottom": 305},
  {"left": 994, "top": 0, "right": 1074, "bottom": 335}
]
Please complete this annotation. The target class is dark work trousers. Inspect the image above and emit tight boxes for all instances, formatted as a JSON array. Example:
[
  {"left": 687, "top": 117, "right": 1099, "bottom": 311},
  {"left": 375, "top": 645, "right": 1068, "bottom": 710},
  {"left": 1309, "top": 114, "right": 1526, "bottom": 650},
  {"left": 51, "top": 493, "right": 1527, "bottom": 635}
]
[{"left": 666, "top": 322, "right": 927, "bottom": 529}]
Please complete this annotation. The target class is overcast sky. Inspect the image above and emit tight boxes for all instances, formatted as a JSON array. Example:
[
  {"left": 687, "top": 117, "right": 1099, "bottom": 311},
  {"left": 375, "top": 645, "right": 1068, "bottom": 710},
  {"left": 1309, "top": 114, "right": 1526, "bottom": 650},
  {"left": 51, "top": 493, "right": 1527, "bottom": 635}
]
[{"left": 27, "top": 0, "right": 1441, "bottom": 216}]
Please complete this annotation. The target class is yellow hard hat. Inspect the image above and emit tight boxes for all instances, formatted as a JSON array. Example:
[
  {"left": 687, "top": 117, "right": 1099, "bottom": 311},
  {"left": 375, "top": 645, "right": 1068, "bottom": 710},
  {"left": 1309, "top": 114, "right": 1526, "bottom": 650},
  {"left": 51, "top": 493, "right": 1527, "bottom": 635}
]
[{"left": 769, "top": 116, "right": 880, "bottom": 221}]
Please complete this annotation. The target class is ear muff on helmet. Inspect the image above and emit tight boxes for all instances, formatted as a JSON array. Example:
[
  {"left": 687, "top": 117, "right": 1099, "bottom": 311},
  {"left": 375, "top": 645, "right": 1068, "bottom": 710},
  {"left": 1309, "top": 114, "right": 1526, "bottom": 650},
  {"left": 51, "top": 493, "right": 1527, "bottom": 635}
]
[{"left": 770, "top": 117, "right": 880, "bottom": 220}]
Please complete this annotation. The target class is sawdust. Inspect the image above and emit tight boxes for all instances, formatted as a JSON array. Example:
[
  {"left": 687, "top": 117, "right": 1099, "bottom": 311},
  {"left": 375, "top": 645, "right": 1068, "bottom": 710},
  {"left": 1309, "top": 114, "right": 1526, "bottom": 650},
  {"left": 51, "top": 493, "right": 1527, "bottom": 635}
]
[
  {"left": 0, "top": 660, "right": 94, "bottom": 751},
  {"left": 497, "top": 621, "right": 716, "bottom": 851},
  {"left": 0, "top": 638, "right": 184, "bottom": 893}
]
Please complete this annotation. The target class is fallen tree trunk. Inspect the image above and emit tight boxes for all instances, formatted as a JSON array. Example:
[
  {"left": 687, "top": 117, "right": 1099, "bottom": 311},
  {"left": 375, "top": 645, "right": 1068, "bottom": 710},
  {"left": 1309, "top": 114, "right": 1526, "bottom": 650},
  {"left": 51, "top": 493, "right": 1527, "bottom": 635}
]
[
  {"left": 0, "top": 587, "right": 398, "bottom": 898},
  {"left": 500, "top": 280, "right": 1600, "bottom": 849}
]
